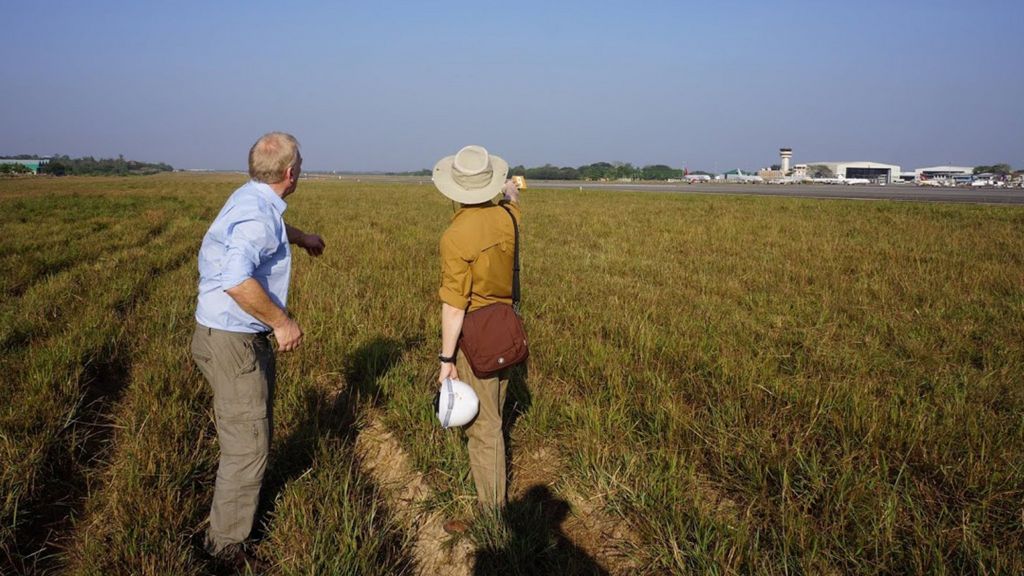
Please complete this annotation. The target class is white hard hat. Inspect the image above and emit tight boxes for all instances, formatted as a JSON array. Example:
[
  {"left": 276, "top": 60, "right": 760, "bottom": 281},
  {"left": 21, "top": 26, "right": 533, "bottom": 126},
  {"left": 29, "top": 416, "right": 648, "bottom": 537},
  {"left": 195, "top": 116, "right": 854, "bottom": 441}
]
[{"left": 435, "top": 378, "right": 479, "bottom": 428}]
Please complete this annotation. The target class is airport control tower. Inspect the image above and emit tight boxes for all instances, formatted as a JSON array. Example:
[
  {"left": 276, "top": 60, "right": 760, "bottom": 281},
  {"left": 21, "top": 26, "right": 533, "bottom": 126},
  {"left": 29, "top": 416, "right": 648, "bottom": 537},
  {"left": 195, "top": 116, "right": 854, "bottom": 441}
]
[{"left": 780, "top": 148, "right": 792, "bottom": 174}]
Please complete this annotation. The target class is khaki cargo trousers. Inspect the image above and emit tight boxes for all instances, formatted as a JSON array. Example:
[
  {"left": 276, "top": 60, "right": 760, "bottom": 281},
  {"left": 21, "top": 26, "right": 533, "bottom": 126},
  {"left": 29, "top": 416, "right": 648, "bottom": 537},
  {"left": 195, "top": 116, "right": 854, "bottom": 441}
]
[
  {"left": 456, "top": 349, "right": 509, "bottom": 508},
  {"left": 191, "top": 324, "right": 275, "bottom": 555}
]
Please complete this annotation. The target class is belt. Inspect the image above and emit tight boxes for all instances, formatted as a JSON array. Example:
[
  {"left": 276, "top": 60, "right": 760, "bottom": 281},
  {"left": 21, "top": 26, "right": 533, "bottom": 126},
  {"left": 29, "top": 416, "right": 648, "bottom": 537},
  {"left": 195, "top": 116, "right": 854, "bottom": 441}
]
[{"left": 198, "top": 324, "right": 272, "bottom": 339}]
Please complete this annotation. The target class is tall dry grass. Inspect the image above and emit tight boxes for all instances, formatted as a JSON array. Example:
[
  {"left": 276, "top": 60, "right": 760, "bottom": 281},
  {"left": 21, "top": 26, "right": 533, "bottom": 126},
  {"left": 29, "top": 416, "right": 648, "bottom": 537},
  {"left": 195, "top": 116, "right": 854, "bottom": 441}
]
[{"left": 1, "top": 174, "right": 1022, "bottom": 574}]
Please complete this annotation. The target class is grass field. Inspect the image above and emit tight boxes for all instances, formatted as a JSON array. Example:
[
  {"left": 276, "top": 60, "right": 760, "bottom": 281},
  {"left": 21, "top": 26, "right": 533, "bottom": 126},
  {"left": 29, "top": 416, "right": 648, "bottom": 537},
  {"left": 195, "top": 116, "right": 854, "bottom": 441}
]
[{"left": 1, "top": 173, "right": 1023, "bottom": 575}]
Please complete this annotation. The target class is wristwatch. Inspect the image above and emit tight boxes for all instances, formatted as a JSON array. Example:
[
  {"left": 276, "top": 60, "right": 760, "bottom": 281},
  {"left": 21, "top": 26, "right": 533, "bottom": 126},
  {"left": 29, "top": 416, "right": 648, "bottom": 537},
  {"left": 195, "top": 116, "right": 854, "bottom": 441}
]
[{"left": 438, "top": 352, "right": 457, "bottom": 364}]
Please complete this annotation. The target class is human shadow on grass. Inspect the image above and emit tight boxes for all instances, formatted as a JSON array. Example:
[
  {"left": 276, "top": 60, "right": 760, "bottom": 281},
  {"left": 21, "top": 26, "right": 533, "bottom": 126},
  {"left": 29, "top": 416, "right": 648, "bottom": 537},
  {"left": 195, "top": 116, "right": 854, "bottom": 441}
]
[
  {"left": 503, "top": 360, "right": 532, "bottom": 490},
  {"left": 473, "top": 484, "right": 608, "bottom": 576},
  {"left": 251, "top": 335, "right": 420, "bottom": 542}
]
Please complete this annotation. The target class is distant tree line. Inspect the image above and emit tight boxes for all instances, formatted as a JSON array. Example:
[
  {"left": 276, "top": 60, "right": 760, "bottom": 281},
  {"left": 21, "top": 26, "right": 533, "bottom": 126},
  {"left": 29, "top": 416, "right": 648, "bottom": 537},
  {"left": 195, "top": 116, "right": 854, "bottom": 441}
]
[
  {"left": 43, "top": 155, "right": 173, "bottom": 176},
  {"left": 385, "top": 169, "right": 431, "bottom": 176},
  {"left": 0, "top": 163, "right": 33, "bottom": 175},
  {"left": 973, "top": 164, "right": 1014, "bottom": 176},
  {"left": 393, "top": 163, "right": 695, "bottom": 181},
  {"left": 506, "top": 162, "right": 689, "bottom": 181},
  {"left": 22, "top": 155, "right": 173, "bottom": 176}
]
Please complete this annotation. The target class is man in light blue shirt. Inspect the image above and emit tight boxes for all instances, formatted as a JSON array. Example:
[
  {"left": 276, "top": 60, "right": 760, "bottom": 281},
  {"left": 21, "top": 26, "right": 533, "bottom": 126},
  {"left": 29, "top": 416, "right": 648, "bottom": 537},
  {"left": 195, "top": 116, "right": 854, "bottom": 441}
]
[
  {"left": 191, "top": 132, "right": 324, "bottom": 569},
  {"left": 196, "top": 175, "right": 301, "bottom": 335}
]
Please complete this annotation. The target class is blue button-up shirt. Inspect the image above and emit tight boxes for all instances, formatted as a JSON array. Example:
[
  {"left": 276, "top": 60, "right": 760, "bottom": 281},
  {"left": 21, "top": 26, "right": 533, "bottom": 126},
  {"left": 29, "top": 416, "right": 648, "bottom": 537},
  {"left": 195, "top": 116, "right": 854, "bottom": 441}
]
[{"left": 195, "top": 180, "right": 291, "bottom": 333}]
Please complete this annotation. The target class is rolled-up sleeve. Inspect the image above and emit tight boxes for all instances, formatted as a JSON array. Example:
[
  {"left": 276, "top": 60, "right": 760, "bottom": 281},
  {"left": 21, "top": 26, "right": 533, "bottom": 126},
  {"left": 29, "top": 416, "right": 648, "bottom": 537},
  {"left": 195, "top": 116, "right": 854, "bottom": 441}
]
[
  {"left": 220, "top": 219, "right": 274, "bottom": 290},
  {"left": 438, "top": 231, "right": 471, "bottom": 309}
]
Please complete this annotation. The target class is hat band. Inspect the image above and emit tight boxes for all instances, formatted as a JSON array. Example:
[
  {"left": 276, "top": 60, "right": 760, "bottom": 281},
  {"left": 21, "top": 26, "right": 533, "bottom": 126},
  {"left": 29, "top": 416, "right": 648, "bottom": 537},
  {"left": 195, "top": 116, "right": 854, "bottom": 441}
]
[{"left": 452, "top": 168, "right": 493, "bottom": 190}]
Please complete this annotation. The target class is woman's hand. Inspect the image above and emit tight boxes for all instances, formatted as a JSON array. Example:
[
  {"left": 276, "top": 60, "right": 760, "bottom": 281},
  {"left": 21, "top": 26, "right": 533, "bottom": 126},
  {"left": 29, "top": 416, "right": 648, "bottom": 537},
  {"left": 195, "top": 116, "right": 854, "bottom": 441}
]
[
  {"left": 438, "top": 361, "right": 459, "bottom": 384},
  {"left": 502, "top": 178, "right": 520, "bottom": 203}
]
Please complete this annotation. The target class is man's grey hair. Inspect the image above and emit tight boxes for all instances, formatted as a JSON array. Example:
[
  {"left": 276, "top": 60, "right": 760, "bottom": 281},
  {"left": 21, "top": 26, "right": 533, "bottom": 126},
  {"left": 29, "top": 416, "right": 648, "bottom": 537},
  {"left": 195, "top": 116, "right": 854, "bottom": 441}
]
[{"left": 248, "top": 132, "right": 300, "bottom": 184}]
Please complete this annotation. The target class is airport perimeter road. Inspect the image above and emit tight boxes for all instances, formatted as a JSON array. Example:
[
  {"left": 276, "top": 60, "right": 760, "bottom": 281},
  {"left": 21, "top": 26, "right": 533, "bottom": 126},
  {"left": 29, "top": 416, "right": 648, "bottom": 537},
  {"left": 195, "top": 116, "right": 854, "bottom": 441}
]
[
  {"left": 531, "top": 181, "right": 1024, "bottom": 205},
  {"left": 320, "top": 175, "right": 1024, "bottom": 205}
]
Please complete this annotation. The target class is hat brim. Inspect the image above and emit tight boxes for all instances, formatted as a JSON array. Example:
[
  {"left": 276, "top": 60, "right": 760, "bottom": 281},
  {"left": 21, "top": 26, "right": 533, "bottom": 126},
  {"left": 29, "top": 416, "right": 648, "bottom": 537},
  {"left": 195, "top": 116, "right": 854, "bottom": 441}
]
[{"left": 432, "top": 154, "right": 509, "bottom": 204}]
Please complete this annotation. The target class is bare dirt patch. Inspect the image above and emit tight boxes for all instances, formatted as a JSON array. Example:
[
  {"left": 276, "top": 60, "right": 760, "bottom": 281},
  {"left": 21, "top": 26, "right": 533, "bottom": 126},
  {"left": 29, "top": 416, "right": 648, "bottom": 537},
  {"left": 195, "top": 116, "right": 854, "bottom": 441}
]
[{"left": 354, "top": 414, "right": 473, "bottom": 576}]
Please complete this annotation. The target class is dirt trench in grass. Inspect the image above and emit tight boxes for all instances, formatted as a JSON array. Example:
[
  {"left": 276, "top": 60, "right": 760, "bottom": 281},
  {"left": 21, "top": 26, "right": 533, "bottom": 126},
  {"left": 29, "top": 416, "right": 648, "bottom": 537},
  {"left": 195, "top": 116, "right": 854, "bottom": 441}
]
[
  {"left": 354, "top": 416, "right": 474, "bottom": 576},
  {"left": 354, "top": 411, "right": 644, "bottom": 575}
]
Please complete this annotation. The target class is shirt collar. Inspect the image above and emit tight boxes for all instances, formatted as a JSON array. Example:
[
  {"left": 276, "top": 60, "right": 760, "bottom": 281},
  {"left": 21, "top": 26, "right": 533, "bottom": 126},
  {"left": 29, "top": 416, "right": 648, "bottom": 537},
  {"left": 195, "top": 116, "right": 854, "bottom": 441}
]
[
  {"left": 450, "top": 201, "right": 496, "bottom": 222},
  {"left": 249, "top": 180, "right": 288, "bottom": 214}
]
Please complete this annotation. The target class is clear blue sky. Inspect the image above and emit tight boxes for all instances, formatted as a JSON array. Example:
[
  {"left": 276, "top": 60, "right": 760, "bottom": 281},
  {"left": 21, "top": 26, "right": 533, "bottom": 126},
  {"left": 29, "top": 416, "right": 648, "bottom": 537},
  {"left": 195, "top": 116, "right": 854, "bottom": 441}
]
[{"left": 2, "top": 0, "right": 1022, "bottom": 172}]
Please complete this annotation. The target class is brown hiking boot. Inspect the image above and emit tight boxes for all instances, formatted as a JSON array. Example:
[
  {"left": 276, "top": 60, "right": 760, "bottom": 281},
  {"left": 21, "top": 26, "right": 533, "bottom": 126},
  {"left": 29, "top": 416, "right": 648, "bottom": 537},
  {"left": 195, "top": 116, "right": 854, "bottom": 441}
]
[
  {"left": 443, "top": 519, "right": 471, "bottom": 535},
  {"left": 212, "top": 542, "right": 266, "bottom": 574}
]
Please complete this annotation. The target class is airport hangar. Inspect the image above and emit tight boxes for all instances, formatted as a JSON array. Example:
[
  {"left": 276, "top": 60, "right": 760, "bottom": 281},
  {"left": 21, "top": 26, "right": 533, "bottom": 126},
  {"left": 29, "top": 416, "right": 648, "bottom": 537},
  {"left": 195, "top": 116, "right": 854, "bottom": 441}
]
[{"left": 804, "top": 161, "right": 902, "bottom": 184}]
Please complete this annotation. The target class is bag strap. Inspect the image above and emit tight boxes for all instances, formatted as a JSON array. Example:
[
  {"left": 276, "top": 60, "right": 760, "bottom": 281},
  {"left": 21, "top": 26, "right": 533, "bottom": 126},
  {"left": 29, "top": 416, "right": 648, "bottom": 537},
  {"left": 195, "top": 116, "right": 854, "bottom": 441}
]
[{"left": 498, "top": 201, "right": 521, "bottom": 312}]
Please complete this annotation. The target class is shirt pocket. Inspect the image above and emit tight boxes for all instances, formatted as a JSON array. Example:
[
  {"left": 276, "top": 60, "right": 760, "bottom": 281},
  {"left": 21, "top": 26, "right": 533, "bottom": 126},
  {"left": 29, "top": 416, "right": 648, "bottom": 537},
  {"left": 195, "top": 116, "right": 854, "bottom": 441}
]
[{"left": 476, "top": 242, "right": 514, "bottom": 293}]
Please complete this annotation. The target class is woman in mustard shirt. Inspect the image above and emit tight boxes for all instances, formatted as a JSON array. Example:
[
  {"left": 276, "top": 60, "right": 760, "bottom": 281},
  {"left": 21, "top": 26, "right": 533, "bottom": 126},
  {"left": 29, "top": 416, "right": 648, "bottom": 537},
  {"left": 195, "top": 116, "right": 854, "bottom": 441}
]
[{"left": 432, "top": 145, "right": 521, "bottom": 532}]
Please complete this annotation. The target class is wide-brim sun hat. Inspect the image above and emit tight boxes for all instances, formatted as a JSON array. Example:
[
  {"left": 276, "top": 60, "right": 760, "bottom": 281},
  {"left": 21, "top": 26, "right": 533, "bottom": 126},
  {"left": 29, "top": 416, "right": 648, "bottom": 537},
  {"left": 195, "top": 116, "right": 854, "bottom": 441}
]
[{"left": 432, "top": 145, "right": 509, "bottom": 204}]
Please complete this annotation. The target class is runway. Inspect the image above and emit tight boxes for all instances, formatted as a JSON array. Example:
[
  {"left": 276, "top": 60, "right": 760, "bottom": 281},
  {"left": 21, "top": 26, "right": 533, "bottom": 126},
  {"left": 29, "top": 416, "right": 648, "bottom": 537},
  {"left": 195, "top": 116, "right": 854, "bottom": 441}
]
[{"left": 531, "top": 181, "right": 1024, "bottom": 205}]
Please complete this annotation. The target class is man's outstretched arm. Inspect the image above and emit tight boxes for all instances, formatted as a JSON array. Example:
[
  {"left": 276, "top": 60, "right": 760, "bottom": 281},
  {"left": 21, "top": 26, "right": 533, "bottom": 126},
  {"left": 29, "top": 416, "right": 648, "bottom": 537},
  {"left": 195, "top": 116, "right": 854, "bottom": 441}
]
[{"left": 286, "top": 223, "right": 326, "bottom": 256}]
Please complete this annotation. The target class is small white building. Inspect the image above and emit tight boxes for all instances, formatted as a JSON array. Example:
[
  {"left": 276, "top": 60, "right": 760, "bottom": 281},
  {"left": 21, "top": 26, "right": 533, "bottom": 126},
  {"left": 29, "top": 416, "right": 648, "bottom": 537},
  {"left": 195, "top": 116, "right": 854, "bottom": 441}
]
[
  {"left": 0, "top": 158, "right": 49, "bottom": 174},
  {"left": 914, "top": 166, "right": 973, "bottom": 181}
]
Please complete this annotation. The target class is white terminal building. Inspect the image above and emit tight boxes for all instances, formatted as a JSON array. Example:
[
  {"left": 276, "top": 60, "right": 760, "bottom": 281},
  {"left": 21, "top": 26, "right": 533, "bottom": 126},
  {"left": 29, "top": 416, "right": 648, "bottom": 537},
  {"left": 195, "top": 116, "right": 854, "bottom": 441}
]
[{"left": 914, "top": 165, "right": 973, "bottom": 179}]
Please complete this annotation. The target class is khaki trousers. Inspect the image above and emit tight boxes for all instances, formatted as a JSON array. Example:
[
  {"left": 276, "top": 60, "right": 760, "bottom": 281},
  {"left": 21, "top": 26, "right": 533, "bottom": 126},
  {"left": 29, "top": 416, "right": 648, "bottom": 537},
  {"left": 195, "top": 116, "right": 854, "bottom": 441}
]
[
  {"left": 457, "top": 349, "right": 509, "bottom": 508},
  {"left": 191, "top": 324, "right": 275, "bottom": 554}
]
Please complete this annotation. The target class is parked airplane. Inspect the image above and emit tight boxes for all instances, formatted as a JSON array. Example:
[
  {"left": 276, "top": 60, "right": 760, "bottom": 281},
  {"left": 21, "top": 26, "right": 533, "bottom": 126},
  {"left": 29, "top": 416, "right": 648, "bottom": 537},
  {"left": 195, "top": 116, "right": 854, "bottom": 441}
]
[
  {"left": 723, "top": 169, "right": 764, "bottom": 183},
  {"left": 684, "top": 174, "right": 712, "bottom": 183}
]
